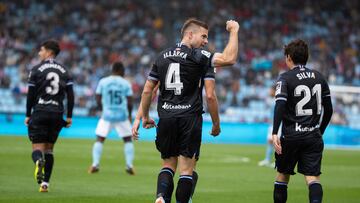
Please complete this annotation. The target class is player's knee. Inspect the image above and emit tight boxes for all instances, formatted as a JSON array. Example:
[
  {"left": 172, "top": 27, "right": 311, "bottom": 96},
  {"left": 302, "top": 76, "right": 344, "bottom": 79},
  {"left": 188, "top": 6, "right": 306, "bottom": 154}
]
[
  {"left": 123, "top": 136, "right": 132, "bottom": 143},
  {"left": 96, "top": 136, "right": 106, "bottom": 143}
]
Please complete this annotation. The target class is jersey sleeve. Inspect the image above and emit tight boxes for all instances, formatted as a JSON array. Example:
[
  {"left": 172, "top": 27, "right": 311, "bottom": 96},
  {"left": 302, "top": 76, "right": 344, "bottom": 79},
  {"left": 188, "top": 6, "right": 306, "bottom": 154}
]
[
  {"left": 27, "top": 68, "right": 37, "bottom": 87},
  {"left": 322, "top": 79, "right": 331, "bottom": 99},
  {"left": 148, "top": 58, "right": 160, "bottom": 82},
  {"left": 95, "top": 80, "right": 103, "bottom": 95},
  {"left": 194, "top": 48, "right": 214, "bottom": 68},
  {"left": 66, "top": 71, "right": 74, "bottom": 86},
  {"left": 275, "top": 74, "right": 288, "bottom": 102}
]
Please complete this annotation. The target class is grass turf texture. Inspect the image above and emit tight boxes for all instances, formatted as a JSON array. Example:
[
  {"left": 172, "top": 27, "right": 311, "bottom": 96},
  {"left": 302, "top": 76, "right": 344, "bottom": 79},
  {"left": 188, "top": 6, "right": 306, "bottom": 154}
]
[{"left": 0, "top": 136, "right": 359, "bottom": 203}]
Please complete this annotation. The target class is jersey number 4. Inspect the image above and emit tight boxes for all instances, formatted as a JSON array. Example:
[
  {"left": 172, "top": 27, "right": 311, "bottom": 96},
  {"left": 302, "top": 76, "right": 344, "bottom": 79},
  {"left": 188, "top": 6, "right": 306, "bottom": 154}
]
[
  {"left": 165, "top": 63, "right": 183, "bottom": 95},
  {"left": 295, "top": 84, "right": 321, "bottom": 116}
]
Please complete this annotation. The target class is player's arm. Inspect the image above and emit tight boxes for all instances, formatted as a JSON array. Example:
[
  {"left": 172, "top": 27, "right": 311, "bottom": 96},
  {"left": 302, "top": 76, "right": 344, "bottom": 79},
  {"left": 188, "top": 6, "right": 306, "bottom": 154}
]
[
  {"left": 127, "top": 95, "right": 133, "bottom": 123},
  {"left": 25, "top": 69, "right": 37, "bottom": 126},
  {"left": 132, "top": 83, "right": 159, "bottom": 139},
  {"left": 204, "top": 79, "right": 220, "bottom": 136},
  {"left": 272, "top": 77, "right": 288, "bottom": 154},
  {"left": 95, "top": 94, "right": 102, "bottom": 111},
  {"left": 65, "top": 83, "right": 74, "bottom": 127},
  {"left": 141, "top": 80, "right": 158, "bottom": 129},
  {"left": 319, "top": 81, "right": 333, "bottom": 135},
  {"left": 25, "top": 85, "right": 36, "bottom": 126},
  {"left": 212, "top": 20, "right": 239, "bottom": 67}
]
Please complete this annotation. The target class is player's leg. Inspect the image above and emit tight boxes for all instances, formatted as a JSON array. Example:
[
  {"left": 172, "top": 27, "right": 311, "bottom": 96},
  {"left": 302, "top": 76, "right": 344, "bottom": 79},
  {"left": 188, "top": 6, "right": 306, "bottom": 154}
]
[
  {"left": 176, "top": 116, "right": 201, "bottom": 203},
  {"left": 32, "top": 143, "right": 46, "bottom": 184},
  {"left": 154, "top": 117, "right": 178, "bottom": 203},
  {"left": 299, "top": 137, "right": 324, "bottom": 203},
  {"left": 89, "top": 118, "right": 110, "bottom": 173},
  {"left": 28, "top": 112, "right": 47, "bottom": 185},
  {"left": 116, "top": 120, "right": 135, "bottom": 174},
  {"left": 274, "top": 172, "right": 290, "bottom": 203},
  {"left": 273, "top": 138, "right": 298, "bottom": 203},
  {"left": 305, "top": 176, "right": 322, "bottom": 203},
  {"left": 156, "top": 157, "right": 177, "bottom": 203},
  {"left": 259, "top": 127, "right": 274, "bottom": 167},
  {"left": 176, "top": 155, "right": 195, "bottom": 203},
  {"left": 40, "top": 143, "right": 55, "bottom": 192},
  {"left": 122, "top": 136, "right": 135, "bottom": 174}
]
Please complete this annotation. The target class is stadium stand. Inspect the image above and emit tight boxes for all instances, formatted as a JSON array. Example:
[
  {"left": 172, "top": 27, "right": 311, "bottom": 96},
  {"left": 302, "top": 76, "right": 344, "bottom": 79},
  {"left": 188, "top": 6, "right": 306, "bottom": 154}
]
[{"left": 0, "top": 0, "right": 359, "bottom": 128}]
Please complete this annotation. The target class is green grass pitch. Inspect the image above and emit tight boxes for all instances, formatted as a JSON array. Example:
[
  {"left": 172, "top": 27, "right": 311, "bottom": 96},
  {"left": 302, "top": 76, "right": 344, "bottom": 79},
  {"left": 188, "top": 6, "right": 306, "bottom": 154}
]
[{"left": 0, "top": 136, "right": 359, "bottom": 202}]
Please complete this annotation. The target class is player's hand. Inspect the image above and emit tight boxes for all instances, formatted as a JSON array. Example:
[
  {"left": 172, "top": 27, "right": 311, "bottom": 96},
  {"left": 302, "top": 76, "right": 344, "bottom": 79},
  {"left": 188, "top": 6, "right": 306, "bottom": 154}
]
[
  {"left": 24, "top": 117, "right": 30, "bottom": 126},
  {"left": 272, "top": 134, "right": 282, "bottom": 155},
  {"left": 226, "top": 20, "right": 239, "bottom": 33},
  {"left": 132, "top": 118, "right": 141, "bottom": 140},
  {"left": 65, "top": 118, "right": 72, "bottom": 128},
  {"left": 210, "top": 124, "right": 221, "bottom": 137},
  {"left": 142, "top": 117, "right": 157, "bottom": 129}
]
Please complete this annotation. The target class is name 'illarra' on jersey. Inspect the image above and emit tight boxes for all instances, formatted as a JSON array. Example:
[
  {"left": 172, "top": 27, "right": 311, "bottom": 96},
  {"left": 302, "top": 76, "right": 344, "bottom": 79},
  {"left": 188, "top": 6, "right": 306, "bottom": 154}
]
[
  {"left": 28, "top": 59, "right": 73, "bottom": 114},
  {"left": 148, "top": 43, "right": 215, "bottom": 118},
  {"left": 275, "top": 65, "right": 331, "bottom": 139}
]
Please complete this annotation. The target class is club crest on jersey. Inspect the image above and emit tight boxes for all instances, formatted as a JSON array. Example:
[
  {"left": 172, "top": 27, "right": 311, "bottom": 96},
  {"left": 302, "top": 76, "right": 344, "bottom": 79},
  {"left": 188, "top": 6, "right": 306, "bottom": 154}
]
[{"left": 201, "top": 50, "right": 211, "bottom": 58}]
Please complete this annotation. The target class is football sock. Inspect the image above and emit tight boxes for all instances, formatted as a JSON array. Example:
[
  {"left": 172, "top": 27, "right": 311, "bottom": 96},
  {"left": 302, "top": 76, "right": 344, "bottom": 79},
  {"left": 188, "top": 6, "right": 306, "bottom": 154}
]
[
  {"left": 191, "top": 171, "right": 198, "bottom": 197},
  {"left": 265, "top": 143, "right": 273, "bottom": 161},
  {"left": 32, "top": 150, "right": 43, "bottom": 164},
  {"left": 274, "top": 181, "right": 288, "bottom": 203},
  {"left": 176, "top": 175, "right": 193, "bottom": 203},
  {"left": 92, "top": 141, "right": 103, "bottom": 167},
  {"left": 157, "top": 168, "right": 174, "bottom": 203},
  {"left": 309, "top": 182, "right": 323, "bottom": 203},
  {"left": 44, "top": 152, "right": 54, "bottom": 183},
  {"left": 124, "top": 142, "right": 134, "bottom": 168}
]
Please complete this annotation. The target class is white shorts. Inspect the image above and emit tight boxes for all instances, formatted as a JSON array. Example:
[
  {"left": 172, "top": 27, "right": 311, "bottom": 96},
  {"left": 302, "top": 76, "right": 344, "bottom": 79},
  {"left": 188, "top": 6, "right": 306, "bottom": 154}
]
[{"left": 95, "top": 118, "right": 132, "bottom": 138}]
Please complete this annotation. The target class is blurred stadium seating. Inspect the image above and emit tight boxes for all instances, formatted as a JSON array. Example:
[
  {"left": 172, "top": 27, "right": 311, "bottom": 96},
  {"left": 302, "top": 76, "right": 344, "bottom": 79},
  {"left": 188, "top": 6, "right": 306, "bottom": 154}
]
[{"left": 0, "top": 0, "right": 359, "bottom": 128}]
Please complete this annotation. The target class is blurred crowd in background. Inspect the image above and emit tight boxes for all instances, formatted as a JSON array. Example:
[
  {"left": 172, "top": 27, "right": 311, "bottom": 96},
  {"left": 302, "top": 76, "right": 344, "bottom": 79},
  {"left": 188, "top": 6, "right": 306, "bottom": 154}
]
[{"left": 0, "top": 0, "right": 359, "bottom": 127}]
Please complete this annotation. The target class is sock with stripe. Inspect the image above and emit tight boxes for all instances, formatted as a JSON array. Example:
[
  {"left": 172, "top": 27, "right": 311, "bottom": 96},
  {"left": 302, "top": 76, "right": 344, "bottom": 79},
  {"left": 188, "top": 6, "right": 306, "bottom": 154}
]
[
  {"left": 176, "top": 175, "right": 193, "bottom": 203},
  {"left": 156, "top": 167, "right": 174, "bottom": 203},
  {"left": 274, "top": 181, "right": 288, "bottom": 203},
  {"left": 309, "top": 182, "right": 323, "bottom": 203}
]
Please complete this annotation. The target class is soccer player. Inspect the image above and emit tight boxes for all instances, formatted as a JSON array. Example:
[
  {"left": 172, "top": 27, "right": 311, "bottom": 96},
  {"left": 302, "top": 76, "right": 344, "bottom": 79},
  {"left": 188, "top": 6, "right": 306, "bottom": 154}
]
[
  {"left": 258, "top": 85, "right": 279, "bottom": 168},
  {"left": 25, "top": 40, "right": 74, "bottom": 192},
  {"left": 88, "top": 62, "right": 135, "bottom": 175},
  {"left": 272, "top": 39, "right": 333, "bottom": 203},
  {"left": 138, "top": 18, "right": 239, "bottom": 203}
]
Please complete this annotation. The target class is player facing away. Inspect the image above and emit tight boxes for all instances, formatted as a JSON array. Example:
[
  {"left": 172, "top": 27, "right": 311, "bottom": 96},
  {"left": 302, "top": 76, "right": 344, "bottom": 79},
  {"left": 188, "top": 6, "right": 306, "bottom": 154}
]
[
  {"left": 88, "top": 62, "right": 135, "bottom": 175},
  {"left": 272, "top": 39, "right": 333, "bottom": 203},
  {"left": 138, "top": 18, "right": 239, "bottom": 203},
  {"left": 25, "top": 40, "right": 74, "bottom": 192}
]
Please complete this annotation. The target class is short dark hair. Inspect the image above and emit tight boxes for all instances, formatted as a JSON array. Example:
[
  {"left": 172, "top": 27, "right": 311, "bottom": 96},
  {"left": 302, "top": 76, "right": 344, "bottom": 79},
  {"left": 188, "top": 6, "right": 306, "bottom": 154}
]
[
  {"left": 112, "top": 62, "right": 125, "bottom": 76},
  {"left": 41, "top": 40, "right": 60, "bottom": 57},
  {"left": 181, "top": 18, "right": 208, "bottom": 38},
  {"left": 284, "top": 39, "right": 309, "bottom": 65}
]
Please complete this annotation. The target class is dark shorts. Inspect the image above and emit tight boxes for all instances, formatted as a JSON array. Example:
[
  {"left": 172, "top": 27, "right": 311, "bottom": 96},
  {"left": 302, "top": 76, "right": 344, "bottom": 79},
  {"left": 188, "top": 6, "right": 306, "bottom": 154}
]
[
  {"left": 155, "top": 115, "right": 203, "bottom": 160},
  {"left": 28, "top": 111, "right": 66, "bottom": 144},
  {"left": 275, "top": 136, "right": 324, "bottom": 176}
]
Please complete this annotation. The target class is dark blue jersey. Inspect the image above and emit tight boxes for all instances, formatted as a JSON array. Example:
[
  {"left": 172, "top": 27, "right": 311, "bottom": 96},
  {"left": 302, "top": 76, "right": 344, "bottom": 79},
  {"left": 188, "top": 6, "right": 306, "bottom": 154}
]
[
  {"left": 275, "top": 65, "right": 331, "bottom": 139},
  {"left": 148, "top": 43, "right": 215, "bottom": 118}
]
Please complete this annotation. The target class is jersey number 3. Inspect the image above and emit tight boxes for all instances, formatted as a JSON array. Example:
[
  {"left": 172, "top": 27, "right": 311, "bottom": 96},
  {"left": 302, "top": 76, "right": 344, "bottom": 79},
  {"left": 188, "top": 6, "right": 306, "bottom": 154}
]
[
  {"left": 46, "top": 72, "right": 60, "bottom": 95},
  {"left": 295, "top": 84, "right": 322, "bottom": 116},
  {"left": 165, "top": 63, "right": 183, "bottom": 95}
]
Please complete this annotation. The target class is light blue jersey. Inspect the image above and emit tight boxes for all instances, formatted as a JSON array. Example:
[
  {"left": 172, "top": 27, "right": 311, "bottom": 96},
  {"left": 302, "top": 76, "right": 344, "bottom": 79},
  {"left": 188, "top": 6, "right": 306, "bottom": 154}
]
[{"left": 96, "top": 75, "right": 133, "bottom": 121}]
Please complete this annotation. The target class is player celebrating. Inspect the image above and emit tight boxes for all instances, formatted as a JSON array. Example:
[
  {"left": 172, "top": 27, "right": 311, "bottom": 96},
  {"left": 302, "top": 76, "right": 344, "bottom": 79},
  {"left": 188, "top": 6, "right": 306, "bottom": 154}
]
[
  {"left": 272, "top": 39, "right": 333, "bottom": 203},
  {"left": 88, "top": 62, "right": 135, "bottom": 175},
  {"left": 138, "top": 18, "right": 239, "bottom": 203},
  {"left": 25, "top": 40, "right": 74, "bottom": 192}
]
